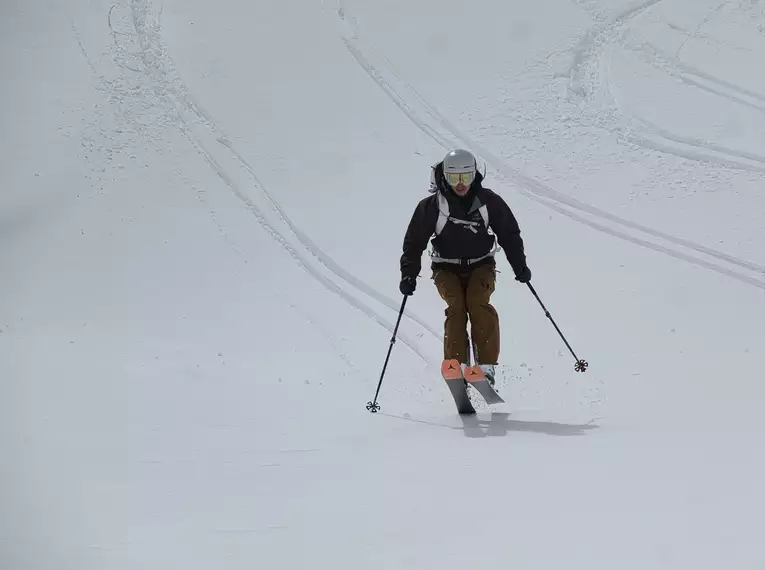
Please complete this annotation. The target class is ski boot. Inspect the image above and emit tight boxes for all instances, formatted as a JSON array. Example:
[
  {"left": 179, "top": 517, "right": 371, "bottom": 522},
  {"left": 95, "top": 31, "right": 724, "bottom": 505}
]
[{"left": 480, "top": 364, "right": 496, "bottom": 387}]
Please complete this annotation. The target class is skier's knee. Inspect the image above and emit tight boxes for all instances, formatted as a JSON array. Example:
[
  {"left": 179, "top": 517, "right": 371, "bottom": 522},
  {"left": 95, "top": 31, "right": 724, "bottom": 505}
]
[{"left": 445, "top": 305, "right": 468, "bottom": 324}]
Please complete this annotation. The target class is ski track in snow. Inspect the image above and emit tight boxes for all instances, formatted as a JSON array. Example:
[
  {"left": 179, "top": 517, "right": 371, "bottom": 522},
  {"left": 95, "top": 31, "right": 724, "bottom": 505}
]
[
  {"left": 634, "top": 37, "right": 765, "bottom": 114},
  {"left": 568, "top": 0, "right": 765, "bottom": 173},
  {"left": 567, "top": 0, "right": 668, "bottom": 93},
  {"left": 86, "top": 0, "right": 434, "bottom": 363},
  {"left": 337, "top": 0, "right": 765, "bottom": 292},
  {"left": 111, "top": 0, "right": 438, "bottom": 361},
  {"left": 218, "top": 138, "right": 443, "bottom": 342}
]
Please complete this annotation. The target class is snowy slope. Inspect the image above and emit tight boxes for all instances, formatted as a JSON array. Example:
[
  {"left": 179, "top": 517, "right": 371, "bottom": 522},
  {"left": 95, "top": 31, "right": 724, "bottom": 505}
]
[{"left": 2, "top": 0, "right": 765, "bottom": 568}]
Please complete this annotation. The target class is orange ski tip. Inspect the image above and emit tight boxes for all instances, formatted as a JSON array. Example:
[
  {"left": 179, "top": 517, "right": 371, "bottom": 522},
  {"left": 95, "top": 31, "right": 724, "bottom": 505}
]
[
  {"left": 441, "top": 359, "right": 463, "bottom": 380},
  {"left": 463, "top": 365, "right": 486, "bottom": 383}
]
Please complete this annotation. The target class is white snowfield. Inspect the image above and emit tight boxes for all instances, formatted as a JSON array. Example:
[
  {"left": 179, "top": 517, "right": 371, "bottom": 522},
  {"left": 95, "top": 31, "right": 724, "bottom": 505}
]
[{"left": 2, "top": 0, "right": 765, "bottom": 567}]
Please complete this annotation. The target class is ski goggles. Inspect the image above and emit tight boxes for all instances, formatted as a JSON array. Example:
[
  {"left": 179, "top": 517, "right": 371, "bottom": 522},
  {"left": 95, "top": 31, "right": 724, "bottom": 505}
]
[{"left": 445, "top": 171, "right": 475, "bottom": 187}]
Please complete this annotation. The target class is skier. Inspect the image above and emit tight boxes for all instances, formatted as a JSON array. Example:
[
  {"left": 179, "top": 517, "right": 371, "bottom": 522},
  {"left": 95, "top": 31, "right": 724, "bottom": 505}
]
[{"left": 398, "top": 148, "right": 531, "bottom": 387}]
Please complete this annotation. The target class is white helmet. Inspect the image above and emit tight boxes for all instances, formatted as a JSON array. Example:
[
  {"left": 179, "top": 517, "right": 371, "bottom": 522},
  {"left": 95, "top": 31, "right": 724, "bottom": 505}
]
[{"left": 442, "top": 149, "right": 477, "bottom": 189}]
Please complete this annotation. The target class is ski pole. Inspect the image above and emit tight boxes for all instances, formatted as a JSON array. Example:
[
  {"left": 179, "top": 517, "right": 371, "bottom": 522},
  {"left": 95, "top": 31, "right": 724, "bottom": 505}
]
[
  {"left": 527, "top": 282, "right": 588, "bottom": 372},
  {"left": 366, "top": 294, "right": 408, "bottom": 413}
]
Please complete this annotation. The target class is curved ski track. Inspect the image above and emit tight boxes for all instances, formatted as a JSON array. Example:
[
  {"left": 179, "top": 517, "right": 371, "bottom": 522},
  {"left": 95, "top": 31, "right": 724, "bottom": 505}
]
[
  {"left": 338, "top": 0, "right": 765, "bottom": 291},
  {"left": 568, "top": 0, "right": 765, "bottom": 173},
  {"left": 123, "top": 0, "right": 443, "bottom": 361}
]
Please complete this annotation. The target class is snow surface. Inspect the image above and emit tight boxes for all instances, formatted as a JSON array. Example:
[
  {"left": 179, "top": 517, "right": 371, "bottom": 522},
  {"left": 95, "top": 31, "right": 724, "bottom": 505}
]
[{"left": 2, "top": 0, "right": 765, "bottom": 568}]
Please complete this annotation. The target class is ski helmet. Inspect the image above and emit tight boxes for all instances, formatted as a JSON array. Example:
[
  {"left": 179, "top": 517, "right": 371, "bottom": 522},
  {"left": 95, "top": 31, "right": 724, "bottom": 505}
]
[{"left": 442, "top": 148, "right": 477, "bottom": 189}]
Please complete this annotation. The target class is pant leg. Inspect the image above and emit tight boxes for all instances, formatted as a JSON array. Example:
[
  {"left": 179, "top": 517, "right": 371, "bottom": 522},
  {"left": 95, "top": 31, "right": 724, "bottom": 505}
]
[
  {"left": 432, "top": 269, "right": 470, "bottom": 363},
  {"left": 466, "top": 264, "right": 500, "bottom": 364}
]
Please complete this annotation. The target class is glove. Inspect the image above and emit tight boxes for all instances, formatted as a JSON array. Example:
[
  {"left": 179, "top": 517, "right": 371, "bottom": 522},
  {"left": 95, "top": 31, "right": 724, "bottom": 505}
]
[
  {"left": 514, "top": 266, "right": 532, "bottom": 283},
  {"left": 399, "top": 275, "right": 417, "bottom": 296}
]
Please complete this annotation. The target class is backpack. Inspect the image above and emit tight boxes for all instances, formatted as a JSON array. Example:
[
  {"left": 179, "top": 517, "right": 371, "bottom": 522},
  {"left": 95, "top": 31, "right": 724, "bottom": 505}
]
[
  {"left": 429, "top": 163, "right": 489, "bottom": 236},
  {"left": 434, "top": 191, "right": 489, "bottom": 236}
]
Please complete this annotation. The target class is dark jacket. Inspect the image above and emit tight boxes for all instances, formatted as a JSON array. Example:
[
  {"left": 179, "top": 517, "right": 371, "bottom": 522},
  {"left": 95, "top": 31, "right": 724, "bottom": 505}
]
[{"left": 400, "top": 162, "right": 528, "bottom": 278}]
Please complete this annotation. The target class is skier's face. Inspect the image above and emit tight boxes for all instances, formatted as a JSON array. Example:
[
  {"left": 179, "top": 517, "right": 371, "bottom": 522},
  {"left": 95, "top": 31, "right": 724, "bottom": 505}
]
[
  {"left": 445, "top": 171, "right": 475, "bottom": 196},
  {"left": 452, "top": 182, "right": 470, "bottom": 196}
]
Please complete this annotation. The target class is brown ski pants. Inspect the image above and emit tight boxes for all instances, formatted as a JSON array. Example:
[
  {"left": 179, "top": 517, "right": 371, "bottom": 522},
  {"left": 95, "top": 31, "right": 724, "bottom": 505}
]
[{"left": 432, "top": 263, "right": 499, "bottom": 365}]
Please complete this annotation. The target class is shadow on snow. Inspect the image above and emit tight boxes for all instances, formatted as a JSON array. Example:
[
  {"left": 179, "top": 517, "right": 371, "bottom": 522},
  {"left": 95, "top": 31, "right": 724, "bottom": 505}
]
[{"left": 380, "top": 411, "right": 600, "bottom": 438}]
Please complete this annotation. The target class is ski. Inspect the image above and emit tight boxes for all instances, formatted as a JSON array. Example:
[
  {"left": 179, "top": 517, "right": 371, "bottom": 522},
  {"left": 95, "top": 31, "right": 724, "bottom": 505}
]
[
  {"left": 441, "top": 359, "right": 475, "bottom": 415},
  {"left": 464, "top": 365, "right": 505, "bottom": 405}
]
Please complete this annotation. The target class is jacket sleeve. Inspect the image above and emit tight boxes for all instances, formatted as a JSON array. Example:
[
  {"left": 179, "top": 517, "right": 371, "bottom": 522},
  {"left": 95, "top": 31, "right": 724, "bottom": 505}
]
[
  {"left": 486, "top": 191, "right": 528, "bottom": 275},
  {"left": 400, "top": 197, "right": 437, "bottom": 278}
]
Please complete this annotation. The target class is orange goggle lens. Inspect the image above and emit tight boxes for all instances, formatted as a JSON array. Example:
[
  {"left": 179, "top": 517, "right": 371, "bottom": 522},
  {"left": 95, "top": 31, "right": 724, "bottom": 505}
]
[{"left": 445, "top": 171, "right": 475, "bottom": 187}]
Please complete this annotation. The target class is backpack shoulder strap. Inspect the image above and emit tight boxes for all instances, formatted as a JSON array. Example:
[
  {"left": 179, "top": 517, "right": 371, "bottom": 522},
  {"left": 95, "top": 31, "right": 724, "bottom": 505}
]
[
  {"left": 435, "top": 191, "right": 449, "bottom": 235},
  {"left": 478, "top": 204, "right": 489, "bottom": 229}
]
